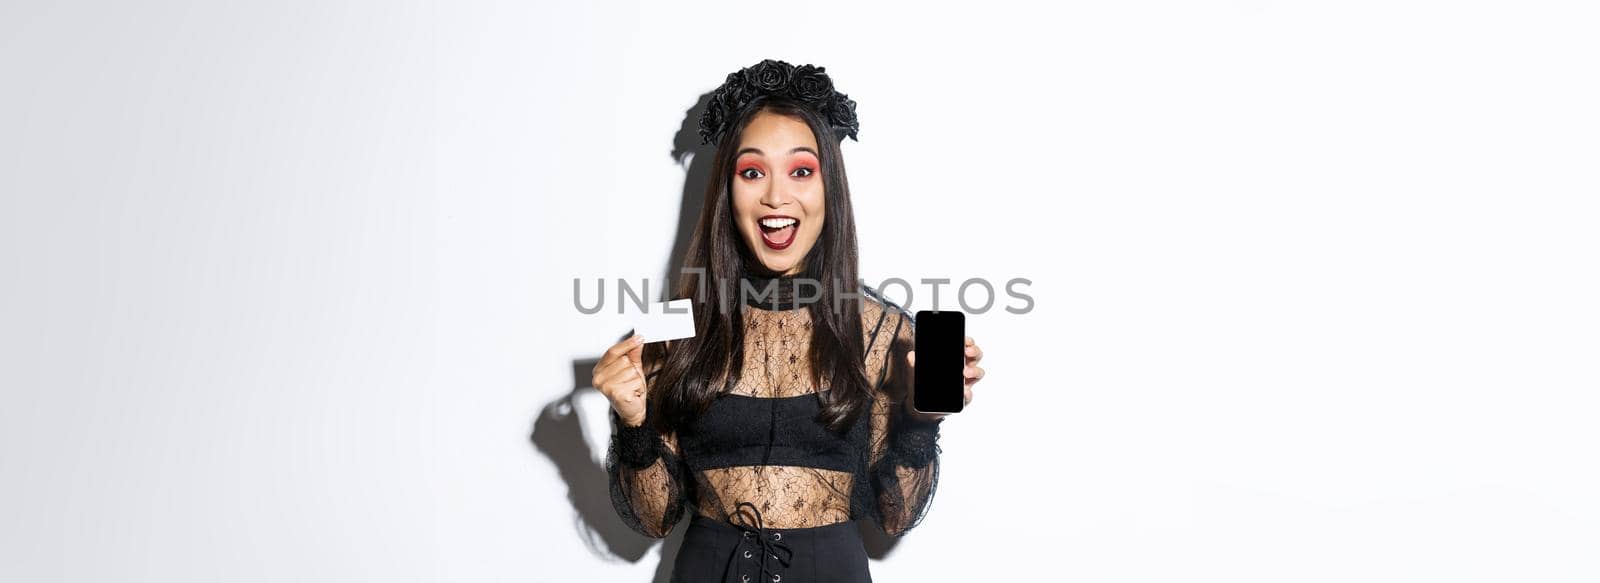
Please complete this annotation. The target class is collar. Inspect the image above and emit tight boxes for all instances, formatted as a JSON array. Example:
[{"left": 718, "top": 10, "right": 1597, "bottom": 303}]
[{"left": 739, "top": 272, "right": 816, "bottom": 311}]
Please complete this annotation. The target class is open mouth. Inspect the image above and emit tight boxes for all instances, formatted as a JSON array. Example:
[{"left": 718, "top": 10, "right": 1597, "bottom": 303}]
[{"left": 758, "top": 215, "right": 799, "bottom": 250}]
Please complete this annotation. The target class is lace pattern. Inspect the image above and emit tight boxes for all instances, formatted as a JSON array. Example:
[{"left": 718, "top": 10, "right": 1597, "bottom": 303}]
[{"left": 604, "top": 279, "right": 941, "bottom": 537}]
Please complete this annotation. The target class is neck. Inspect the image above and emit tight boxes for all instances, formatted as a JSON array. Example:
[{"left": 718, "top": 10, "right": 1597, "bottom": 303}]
[{"left": 740, "top": 271, "right": 811, "bottom": 311}]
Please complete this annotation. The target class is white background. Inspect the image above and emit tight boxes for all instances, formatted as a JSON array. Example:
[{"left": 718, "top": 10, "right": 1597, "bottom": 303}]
[{"left": 3, "top": 1, "right": 1597, "bottom": 581}]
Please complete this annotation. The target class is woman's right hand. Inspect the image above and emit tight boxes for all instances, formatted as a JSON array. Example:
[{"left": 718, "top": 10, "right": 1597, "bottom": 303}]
[{"left": 593, "top": 331, "right": 649, "bottom": 427}]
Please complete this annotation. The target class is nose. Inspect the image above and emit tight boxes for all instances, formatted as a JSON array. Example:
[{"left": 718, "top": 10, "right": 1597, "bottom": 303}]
[{"left": 758, "top": 177, "right": 794, "bottom": 208}]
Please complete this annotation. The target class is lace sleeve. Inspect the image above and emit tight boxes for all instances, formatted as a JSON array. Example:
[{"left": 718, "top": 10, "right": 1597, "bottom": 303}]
[
  {"left": 604, "top": 341, "right": 689, "bottom": 539},
  {"left": 867, "top": 307, "right": 942, "bottom": 537},
  {"left": 605, "top": 411, "right": 689, "bottom": 538}
]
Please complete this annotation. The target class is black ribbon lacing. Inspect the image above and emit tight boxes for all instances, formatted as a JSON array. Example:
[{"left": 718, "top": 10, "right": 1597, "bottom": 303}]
[{"left": 723, "top": 501, "right": 794, "bottom": 583}]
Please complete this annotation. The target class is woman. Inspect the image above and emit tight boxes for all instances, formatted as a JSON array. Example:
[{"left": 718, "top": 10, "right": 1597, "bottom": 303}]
[{"left": 591, "top": 59, "right": 987, "bottom": 583}]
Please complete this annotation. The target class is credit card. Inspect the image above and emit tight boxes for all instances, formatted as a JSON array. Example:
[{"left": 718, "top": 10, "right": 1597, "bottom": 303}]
[{"left": 627, "top": 298, "right": 696, "bottom": 343}]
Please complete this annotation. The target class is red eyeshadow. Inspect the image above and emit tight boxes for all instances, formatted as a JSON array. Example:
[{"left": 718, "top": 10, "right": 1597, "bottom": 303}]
[{"left": 790, "top": 154, "right": 819, "bottom": 173}]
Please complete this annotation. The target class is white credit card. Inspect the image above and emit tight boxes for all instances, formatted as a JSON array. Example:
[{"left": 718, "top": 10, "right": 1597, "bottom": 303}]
[{"left": 627, "top": 298, "right": 697, "bottom": 343}]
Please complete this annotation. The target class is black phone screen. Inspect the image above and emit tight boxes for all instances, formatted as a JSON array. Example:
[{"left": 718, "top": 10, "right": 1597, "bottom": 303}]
[{"left": 912, "top": 310, "right": 965, "bottom": 414}]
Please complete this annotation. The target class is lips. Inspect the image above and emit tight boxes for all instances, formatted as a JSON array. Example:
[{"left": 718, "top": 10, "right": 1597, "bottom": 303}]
[{"left": 757, "top": 215, "right": 799, "bottom": 250}]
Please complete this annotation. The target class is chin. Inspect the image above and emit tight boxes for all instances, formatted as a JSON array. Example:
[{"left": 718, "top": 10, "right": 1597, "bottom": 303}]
[
  {"left": 753, "top": 255, "right": 800, "bottom": 275},
  {"left": 739, "top": 232, "right": 800, "bottom": 275}
]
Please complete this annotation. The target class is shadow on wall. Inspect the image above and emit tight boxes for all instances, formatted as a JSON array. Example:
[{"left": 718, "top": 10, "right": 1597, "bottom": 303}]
[
  {"left": 529, "top": 91, "right": 904, "bottom": 583},
  {"left": 531, "top": 363, "right": 687, "bottom": 583}
]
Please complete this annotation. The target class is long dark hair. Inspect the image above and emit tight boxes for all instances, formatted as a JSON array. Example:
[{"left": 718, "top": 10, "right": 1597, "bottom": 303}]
[{"left": 644, "top": 95, "right": 870, "bottom": 435}]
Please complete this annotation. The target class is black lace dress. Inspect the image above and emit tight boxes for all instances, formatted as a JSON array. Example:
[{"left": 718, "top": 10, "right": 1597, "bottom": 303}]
[{"left": 606, "top": 272, "right": 943, "bottom": 583}]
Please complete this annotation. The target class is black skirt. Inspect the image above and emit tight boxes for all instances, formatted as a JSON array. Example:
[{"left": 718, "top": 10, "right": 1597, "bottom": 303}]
[{"left": 672, "top": 511, "right": 872, "bottom": 583}]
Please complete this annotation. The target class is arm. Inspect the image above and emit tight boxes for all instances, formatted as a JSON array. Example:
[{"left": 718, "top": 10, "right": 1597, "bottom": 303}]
[
  {"left": 867, "top": 307, "right": 942, "bottom": 537},
  {"left": 600, "top": 337, "right": 689, "bottom": 538},
  {"left": 604, "top": 411, "right": 689, "bottom": 538}
]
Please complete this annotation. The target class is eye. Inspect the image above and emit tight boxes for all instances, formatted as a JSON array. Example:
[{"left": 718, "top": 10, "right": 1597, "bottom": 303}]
[
  {"left": 738, "top": 167, "right": 764, "bottom": 180},
  {"left": 791, "top": 166, "right": 815, "bottom": 178}
]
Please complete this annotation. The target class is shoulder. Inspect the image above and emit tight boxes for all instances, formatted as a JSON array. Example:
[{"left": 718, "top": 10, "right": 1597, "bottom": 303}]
[
  {"left": 863, "top": 283, "right": 914, "bottom": 325},
  {"left": 859, "top": 284, "right": 915, "bottom": 349}
]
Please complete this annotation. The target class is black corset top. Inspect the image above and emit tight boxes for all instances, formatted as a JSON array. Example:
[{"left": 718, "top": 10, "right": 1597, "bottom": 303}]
[{"left": 677, "top": 388, "right": 865, "bottom": 475}]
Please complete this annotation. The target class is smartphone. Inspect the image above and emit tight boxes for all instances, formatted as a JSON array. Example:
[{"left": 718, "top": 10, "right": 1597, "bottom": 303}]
[{"left": 912, "top": 310, "right": 965, "bottom": 414}]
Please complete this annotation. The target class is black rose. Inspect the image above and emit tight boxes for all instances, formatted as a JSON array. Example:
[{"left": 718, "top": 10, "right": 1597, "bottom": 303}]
[
  {"left": 830, "top": 93, "right": 859, "bottom": 141},
  {"left": 742, "top": 59, "right": 793, "bottom": 93},
  {"left": 718, "top": 72, "right": 753, "bottom": 108},
  {"left": 699, "top": 93, "right": 728, "bottom": 145},
  {"left": 789, "top": 64, "right": 834, "bottom": 103}
]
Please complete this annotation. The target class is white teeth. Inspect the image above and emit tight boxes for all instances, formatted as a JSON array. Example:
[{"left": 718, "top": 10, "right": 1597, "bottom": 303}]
[{"left": 760, "top": 217, "right": 797, "bottom": 229}]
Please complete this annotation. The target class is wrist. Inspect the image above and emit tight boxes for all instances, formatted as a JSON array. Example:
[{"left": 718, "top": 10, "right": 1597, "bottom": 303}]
[
  {"left": 890, "top": 408, "right": 942, "bottom": 467},
  {"left": 612, "top": 407, "right": 649, "bottom": 429},
  {"left": 613, "top": 411, "right": 662, "bottom": 469}
]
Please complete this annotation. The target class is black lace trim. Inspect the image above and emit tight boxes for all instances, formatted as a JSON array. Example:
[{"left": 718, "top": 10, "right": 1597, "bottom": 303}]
[
  {"left": 740, "top": 272, "right": 818, "bottom": 311},
  {"left": 613, "top": 411, "right": 663, "bottom": 469},
  {"left": 890, "top": 413, "right": 942, "bottom": 468}
]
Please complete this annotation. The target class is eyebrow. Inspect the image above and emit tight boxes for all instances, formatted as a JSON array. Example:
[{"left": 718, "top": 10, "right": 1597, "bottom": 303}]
[{"left": 735, "top": 146, "right": 819, "bottom": 158}]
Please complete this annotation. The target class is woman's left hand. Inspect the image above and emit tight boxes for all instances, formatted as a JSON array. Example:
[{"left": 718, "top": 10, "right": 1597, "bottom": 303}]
[{"left": 904, "top": 336, "right": 984, "bottom": 422}]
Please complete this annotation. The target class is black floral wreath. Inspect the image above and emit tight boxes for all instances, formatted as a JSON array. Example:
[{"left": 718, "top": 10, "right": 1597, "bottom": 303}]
[{"left": 698, "top": 59, "right": 860, "bottom": 147}]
